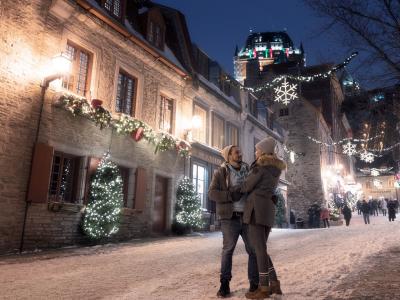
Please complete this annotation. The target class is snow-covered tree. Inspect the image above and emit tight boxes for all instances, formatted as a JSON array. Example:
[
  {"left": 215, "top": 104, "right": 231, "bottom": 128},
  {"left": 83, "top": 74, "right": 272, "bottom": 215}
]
[
  {"left": 173, "top": 177, "right": 203, "bottom": 232},
  {"left": 82, "top": 155, "right": 123, "bottom": 240},
  {"left": 275, "top": 190, "right": 287, "bottom": 228}
]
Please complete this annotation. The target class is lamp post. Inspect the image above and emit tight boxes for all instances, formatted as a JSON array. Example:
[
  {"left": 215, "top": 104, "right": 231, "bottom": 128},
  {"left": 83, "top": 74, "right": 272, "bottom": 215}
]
[{"left": 19, "top": 53, "right": 71, "bottom": 253}]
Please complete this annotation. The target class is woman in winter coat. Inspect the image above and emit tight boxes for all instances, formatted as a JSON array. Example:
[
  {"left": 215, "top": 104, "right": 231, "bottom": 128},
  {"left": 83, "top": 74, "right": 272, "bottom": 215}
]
[
  {"left": 320, "top": 206, "right": 330, "bottom": 228},
  {"left": 388, "top": 199, "right": 397, "bottom": 222},
  {"left": 236, "top": 137, "right": 286, "bottom": 299}
]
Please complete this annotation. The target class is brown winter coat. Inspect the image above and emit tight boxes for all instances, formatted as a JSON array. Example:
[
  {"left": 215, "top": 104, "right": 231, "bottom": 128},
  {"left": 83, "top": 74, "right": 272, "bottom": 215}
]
[
  {"left": 240, "top": 154, "right": 286, "bottom": 227},
  {"left": 208, "top": 162, "right": 249, "bottom": 220}
]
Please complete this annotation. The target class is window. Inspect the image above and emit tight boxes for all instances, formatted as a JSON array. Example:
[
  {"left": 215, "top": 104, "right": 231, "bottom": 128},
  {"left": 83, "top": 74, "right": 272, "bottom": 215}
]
[
  {"left": 227, "top": 123, "right": 239, "bottom": 146},
  {"left": 63, "top": 42, "right": 92, "bottom": 97},
  {"left": 212, "top": 114, "right": 225, "bottom": 150},
  {"left": 192, "top": 163, "right": 207, "bottom": 209},
  {"left": 116, "top": 70, "right": 136, "bottom": 116},
  {"left": 148, "top": 21, "right": 164, "bottom": 49},
  {"left": 159, "top": 95, "right": 173, "bottom": 133},
  {"left": 103, "top": 0, "right": 122, "bottom": 18},
  {"left": 249, "top": 96, "right": 258, "bottom": 117},
  {"left": 192, "top": 104, "right": 207, "bottom": 144},
  {"left": 49, "top": 152, "right": 80, "bottom": 203},
  {"left": 118, "top": 166, "right": 130, "bottom": 207},
  {"left": 279, "top": 108, "right": 289, "bottom": 116}
]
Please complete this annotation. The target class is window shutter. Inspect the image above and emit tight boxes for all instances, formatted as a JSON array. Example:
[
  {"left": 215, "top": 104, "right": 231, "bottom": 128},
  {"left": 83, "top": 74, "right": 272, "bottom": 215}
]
[
  {"left": 84, "top": 157, "right": 101, "bottom": 204},
  {"left": 27, "top": 143, "right": 54, "bottom": 203},
  {"left": 134, "top": 167, "right": 147, "bottom": 210}
]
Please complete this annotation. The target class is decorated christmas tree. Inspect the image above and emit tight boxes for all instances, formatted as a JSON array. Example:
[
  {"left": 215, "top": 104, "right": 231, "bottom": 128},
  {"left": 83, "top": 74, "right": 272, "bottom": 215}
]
[
  {"left": 274, "top": 190, "right": 287, "bottom": 228},
  {"left": 173, "top": 177, "right": 203, "bottom": 233},
  {"left": 82, "top": 154, "right": 123, "bottom": 240}
]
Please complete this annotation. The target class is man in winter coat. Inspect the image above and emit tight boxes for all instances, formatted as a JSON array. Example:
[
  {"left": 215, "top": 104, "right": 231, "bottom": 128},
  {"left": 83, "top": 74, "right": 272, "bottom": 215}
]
[
  {"left": 208, "top": 145, "right": 258, "bottom": 298},
  {"left": 388, "top": 199, "right": 397, "bottom": 222},
  {"left": 342, "top": 204, "right": 352, "bottom": 226},
  {"left": 235, "top": 137, "right": 286, "bottom": 299},
  {"left": 361, "top": 199, "right": 370, "bottom": 224}
]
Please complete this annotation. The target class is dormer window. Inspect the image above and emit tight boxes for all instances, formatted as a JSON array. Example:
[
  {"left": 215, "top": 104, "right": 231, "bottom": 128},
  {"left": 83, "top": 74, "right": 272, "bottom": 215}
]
[
  {"left": 103, "top": 0, "right": 122, "bottom": 18},
  {"left": 147, "top": 20, "right": 164, "bottom": 50}
]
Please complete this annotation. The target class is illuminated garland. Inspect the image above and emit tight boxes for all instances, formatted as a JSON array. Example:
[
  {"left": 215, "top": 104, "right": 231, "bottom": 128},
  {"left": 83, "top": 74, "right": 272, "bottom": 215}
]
[
  {"left": 307, "top": 135, "right": 383, "bottom": 147},
  {"left": 59, "top": 94, "right": 191, "bottom": 157},
  {"left": 246, "top": 52, "right": 358, "bottom": 93}
]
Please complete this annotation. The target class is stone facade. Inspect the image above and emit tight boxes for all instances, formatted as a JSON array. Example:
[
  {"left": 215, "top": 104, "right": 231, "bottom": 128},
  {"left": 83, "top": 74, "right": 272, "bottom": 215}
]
[{"left": 0, "top": 0, "right": 287, "bottom": 253}]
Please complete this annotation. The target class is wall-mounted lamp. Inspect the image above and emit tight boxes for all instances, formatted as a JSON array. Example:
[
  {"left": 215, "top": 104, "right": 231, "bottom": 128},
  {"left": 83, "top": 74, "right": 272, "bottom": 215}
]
[
  {"left": 184, "top": 115, "right": 202, "bottom": 142},
  {"left": 20, "top": 53, "right": 72, "bottom": 253}
]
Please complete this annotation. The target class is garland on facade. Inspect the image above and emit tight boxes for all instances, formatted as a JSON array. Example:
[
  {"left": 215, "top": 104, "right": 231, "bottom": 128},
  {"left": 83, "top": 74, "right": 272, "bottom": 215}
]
[{"left": 59, "top": 94, "right": 191, "bottom": 157}]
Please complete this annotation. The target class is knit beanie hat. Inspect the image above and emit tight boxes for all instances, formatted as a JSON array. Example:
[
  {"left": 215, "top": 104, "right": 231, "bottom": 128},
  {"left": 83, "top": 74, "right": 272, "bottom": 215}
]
[
  {"left": 221, "top": 145, "right": 235, "bottom": 162},
  {"left": 255, "top": 137, "right": 277, "bottom": 155}
]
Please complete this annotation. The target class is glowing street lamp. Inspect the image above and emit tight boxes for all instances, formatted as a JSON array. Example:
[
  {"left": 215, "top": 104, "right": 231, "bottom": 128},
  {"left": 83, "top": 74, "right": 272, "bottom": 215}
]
[{"left": 21, "top": 53, "right": 71, "bottom": 253}]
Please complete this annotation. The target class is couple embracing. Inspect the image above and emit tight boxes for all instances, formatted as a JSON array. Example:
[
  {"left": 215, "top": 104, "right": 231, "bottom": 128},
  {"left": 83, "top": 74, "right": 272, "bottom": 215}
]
[{"left": 208, "top": 137, "right": 286, "bottom": 299}]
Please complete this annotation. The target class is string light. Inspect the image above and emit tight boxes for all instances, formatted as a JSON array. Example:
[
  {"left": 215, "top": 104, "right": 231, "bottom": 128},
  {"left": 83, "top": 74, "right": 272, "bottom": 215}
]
[{"left": 244, "top": 52, "right": 358, "bottom": 93}]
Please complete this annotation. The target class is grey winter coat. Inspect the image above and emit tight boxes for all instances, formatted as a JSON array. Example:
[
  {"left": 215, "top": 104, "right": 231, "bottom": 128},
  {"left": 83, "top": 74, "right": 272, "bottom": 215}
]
[
  {"left": 240, "top": 154, "right": 286, "bottom": 227},
  {"left": 208, "top": 162, "right": 249, "bottom": 220}
]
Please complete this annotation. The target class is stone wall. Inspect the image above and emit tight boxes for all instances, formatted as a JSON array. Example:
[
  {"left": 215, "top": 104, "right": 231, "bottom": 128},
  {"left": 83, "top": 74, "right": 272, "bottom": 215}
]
[{"left": 0, "top": 0, "right": 187, "bottom": 253}]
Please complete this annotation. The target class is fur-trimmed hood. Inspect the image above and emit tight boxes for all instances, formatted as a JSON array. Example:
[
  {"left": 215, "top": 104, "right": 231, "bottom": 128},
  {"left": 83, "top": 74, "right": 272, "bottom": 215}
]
[{"left": 256, "top": 154, "right": 286, "bottom": 170}]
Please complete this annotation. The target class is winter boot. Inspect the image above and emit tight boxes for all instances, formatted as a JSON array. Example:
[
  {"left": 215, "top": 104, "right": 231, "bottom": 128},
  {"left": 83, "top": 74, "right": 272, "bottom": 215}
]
[
  {"left": 217, "top": 279, "right": 230, "bottom": 298},
  {"left": 245, "top": 286, "right": 270, "bottom": 299},
  {"left": 269, "top": 280, "right": 283, "bottom": 295},
  {"left": 249, "top": 281, "right": 258, "bottom": 293}
]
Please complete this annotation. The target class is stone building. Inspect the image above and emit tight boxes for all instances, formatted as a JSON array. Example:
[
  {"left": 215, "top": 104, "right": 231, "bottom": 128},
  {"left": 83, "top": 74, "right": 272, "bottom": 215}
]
[
  {"left": 0, "top": 0, "right": 287, "bottom": 253},
  {"left": 234, "top": 31, "right": 355, "bottom": 221}
]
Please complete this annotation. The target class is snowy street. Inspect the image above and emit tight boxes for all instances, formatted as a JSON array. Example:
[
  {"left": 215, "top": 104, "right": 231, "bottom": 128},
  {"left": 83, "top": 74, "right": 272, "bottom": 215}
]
[{"left": 1, "top": 214, "right": 399, "bottom": 300}]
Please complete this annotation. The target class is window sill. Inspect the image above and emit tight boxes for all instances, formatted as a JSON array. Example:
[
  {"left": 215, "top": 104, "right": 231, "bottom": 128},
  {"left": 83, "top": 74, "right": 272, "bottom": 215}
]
[
  {"left": 47, "top": 201, "right": 84, "bottom": 213},
  {"left": 121, "top": 207, "right": 143, "bottom": 215}
]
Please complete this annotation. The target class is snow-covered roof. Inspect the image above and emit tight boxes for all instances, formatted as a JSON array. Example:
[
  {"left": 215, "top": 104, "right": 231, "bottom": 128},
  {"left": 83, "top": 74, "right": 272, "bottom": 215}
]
[{"left": 197, "top": 74, "right": 240, "bottom": 109}]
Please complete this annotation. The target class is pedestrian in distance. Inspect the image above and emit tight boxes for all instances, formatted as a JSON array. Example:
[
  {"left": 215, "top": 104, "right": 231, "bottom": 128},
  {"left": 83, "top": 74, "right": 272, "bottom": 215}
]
[
  {"left": 320, "top": 205, "right": 330, "bottom": 228},
  {"left": 381, "top": 198, "right": 388, "bottom": 217},
  {"left": 342, "top": 204, "right": 352, "bottom": 226},
  {"left": 356, "top": 200, "right": 362, "bottom": 215},
  {"left": 388, "top": 199, "right": 397, "bottom": 222},
  {"left": 208, "top": 145, "right": 258, "bottom": 298},
  {"left": 233, "top": 137, "right": 286, "bottom": 299},
  {"left": 361, "top": 199, "right": 370, "bottom": 224}
]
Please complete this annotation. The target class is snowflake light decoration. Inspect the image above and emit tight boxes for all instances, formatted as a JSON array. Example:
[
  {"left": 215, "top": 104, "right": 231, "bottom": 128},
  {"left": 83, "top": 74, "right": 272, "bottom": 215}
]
[
  {"left": 360, "top": 151, "right": 374, "bottom": 163},
  {"left": 274, "top": 77, "right": 298, "bottom": 105},
  {"left": 342, "top": 142, "right": 357, "bottom": 156},
  {"left": 370, "top": 168, "right": 380, "bottom": 176}
]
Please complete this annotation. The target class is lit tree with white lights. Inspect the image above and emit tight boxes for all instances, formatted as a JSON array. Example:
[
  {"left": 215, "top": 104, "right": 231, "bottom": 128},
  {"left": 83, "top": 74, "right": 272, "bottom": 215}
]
[
  {"left": 83, "top": 154, "right": 123, "bottom": 240},
  {"left": 173, "top": 177, "right": 203, "bottom": 233}
]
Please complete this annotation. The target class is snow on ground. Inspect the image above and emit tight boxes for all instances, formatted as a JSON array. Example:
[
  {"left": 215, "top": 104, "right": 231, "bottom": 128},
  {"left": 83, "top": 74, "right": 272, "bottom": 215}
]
[{"left": 0, "top": 214, "right": 399, "bottom": 300}]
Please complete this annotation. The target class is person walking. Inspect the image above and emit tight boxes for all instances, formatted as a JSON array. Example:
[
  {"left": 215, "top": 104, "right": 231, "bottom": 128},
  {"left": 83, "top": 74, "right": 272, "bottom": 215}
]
[
  {"left": 388, "top": 199, "right": 397, "bottom": 222},
  {"left": 342, "top": 204, "right": 352, "bottom": 226},
  {"left": 381, "top": 198, "right": 388, "bottom": 217},
  {"left": 356, "top": 200, "right": 362, "bottom": 215},
  {"left": 361, "top": 199, "right": 370, "bottom": 224},
  {"left": 208, "top": 145, "right": 258, "bottom": 298},
  {"left": 235, "top": 137, "right": 286, "bottom": 299},
  {"left": 320, "top": 205, "right": 330, "bottom": 228}
]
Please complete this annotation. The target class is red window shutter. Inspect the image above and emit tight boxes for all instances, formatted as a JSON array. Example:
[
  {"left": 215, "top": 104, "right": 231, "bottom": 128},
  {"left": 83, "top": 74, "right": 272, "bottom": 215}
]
[
  {"left": 84, "top": 157, "right": 101, "bottom": 204},
  {"left": 27, "top": 143, "right": 54, "bottom": 203},
  {"left": 134, "top": 167, "right": 147, "bottom": 210}
]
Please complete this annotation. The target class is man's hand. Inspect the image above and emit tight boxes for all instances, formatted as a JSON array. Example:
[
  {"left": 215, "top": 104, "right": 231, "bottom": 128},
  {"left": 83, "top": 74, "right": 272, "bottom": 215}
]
[{"left": 229, "top": 185, "right": 242, "bottom": 202}]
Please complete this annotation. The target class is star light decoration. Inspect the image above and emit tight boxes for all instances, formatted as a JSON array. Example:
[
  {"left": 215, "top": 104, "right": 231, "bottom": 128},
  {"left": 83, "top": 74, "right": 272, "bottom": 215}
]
[
  {"left": 360, "top": 151, "right": 375, "bottom": 163},
  {"left": 342, "top": 142, "right": 357, "bottom": 156},
  {"left": 370, "top": 169, "right": 380, "bottom": 176},
  {"left": 274, "top": 77, "right": 298, "bottom": 105}
]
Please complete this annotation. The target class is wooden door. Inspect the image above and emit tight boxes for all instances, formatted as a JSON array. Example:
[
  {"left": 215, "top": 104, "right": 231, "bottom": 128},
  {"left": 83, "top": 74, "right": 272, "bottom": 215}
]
[{"left": 152, "top": 175, "right": 168, "bottom": 233}]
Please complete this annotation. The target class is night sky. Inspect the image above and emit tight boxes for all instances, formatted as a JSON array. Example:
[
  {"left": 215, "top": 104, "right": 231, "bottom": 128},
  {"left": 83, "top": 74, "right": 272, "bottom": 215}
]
[{"left": 155, "top": 0, "right": 354, "bottom": 78}]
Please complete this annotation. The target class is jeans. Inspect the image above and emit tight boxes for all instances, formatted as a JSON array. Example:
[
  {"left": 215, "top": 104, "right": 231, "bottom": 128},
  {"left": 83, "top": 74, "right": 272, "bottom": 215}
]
[
  {"left": 363, "top": 213, "right": 370, "bottom": 224},
  {"left": 220, "top": 216, "right": 258, "bottom": 284},
  {"left": 322, "top": 219, "right": 330, "bottom": 228}
]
